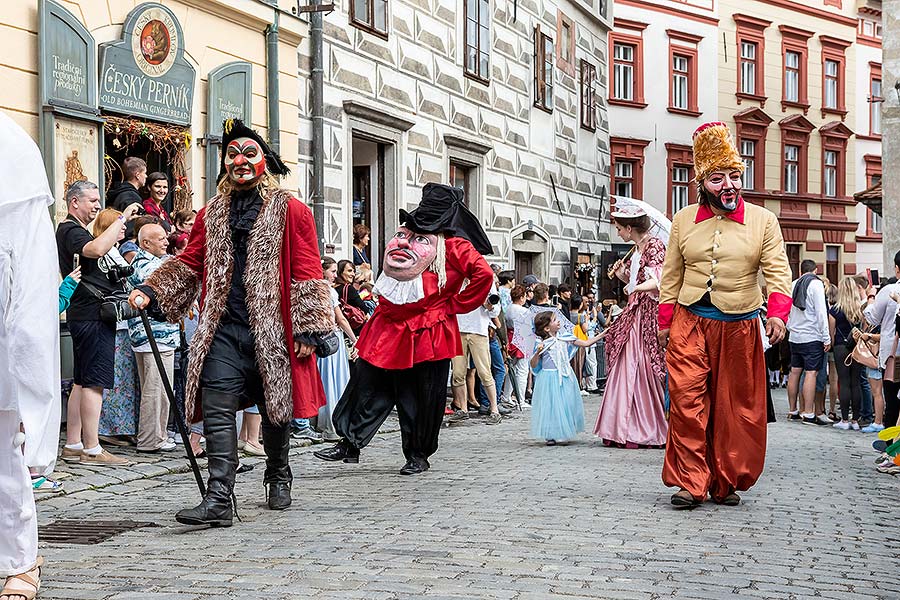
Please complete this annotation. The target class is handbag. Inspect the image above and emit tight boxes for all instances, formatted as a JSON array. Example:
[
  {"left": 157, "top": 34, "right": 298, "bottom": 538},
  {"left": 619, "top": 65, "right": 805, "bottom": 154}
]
[
  {"left": 82, "top": 281, "right": 140, "bottom": 325},
  {"left": 340, "top": 285, "right": 367, "bottom": 330},
  {"left": 847, "top": 335, "right": 879, "bottom": 369},
  {"left": 886, "top": 334, "right": 900, "bottom": 383},
  {"left": 313, "top": 331, "right": 340, "bottom": 358}
]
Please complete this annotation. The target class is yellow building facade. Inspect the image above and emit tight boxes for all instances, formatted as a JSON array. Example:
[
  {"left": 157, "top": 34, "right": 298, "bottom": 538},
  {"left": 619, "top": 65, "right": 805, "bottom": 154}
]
[
  {"left": 718, "top": 0, "right": 861, "bottom": 284},
  {"left": 2, "top": 0, "right": 305, "bottom": 218}
]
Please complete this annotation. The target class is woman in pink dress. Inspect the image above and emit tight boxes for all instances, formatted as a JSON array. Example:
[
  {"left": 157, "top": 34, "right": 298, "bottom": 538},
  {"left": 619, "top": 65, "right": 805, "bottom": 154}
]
[{"left": 593, "top": 206, "right": 668, "bottom": 448}]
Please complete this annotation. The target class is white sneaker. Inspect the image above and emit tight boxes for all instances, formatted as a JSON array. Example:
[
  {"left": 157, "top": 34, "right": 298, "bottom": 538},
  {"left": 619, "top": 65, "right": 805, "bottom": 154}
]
[
  {"left": 815, "top": 414, "right": 834, "bottom": 425},
  {"left": 833, "top": 421, "right": 851, "bottom": 430},
  {"left": 159, "top": 440, "right": 177, "bottom": 451},
  {"left": 580, "top": 389, "right": 589, "bottom": 396},
  {"left": 850, "top": 421, "right": 861, "bottom": 431}
]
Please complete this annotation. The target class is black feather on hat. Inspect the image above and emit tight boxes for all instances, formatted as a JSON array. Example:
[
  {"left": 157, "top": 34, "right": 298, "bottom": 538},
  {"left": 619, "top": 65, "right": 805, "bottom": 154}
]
[
  {"left": 399, "top": 183, "right": 493, "bottom": 255},
  {"left": 217, "top": 119, "right": 290, "bottom": 182}
]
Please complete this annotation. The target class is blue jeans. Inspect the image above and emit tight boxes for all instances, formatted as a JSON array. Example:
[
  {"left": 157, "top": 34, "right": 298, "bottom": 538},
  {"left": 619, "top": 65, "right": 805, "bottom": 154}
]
[
  {"left": 291, "top": 418, "right": 310, "bottom": 430},
  {"left": 477, "top": 336, "right": 506, "bottom": 409},
  {"left": 860, "top": 369, "right": 874, "bottom": 422}
]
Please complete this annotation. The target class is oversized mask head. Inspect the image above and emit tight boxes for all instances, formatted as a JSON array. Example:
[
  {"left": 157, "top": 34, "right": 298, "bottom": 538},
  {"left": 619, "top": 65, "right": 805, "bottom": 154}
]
[
  {"left": 383, "top": 226, "right": 438, "bottom": 281},
  {"left": 699, "top": 169, "right": 743, "bottom": 213},
  {"left": 224, "top": 137, "right": 266, "bottom": 186}
]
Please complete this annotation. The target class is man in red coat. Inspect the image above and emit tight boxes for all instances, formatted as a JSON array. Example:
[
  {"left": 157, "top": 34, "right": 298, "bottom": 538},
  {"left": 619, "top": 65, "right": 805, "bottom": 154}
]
[
  {"left": 129, "top": 120, "right": 334, "bottom": 527},
  {"left": 315, "top": 183, "right": 494, "bottom": 474}
]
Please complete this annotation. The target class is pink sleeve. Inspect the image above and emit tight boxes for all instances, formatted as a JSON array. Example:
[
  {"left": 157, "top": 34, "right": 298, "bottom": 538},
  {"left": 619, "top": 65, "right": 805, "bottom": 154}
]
[{"left": 767, "top": 291, "right": 792, "bottom": 323}]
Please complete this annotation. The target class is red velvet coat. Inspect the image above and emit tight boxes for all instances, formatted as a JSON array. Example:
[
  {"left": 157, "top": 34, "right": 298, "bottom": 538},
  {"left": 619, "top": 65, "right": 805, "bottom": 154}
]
[
  {"left": 146, "top": 189, "right": 333, "bottom": 425},
  {"left": 356, "top": 237, "right": 494, "bottom": 370}
]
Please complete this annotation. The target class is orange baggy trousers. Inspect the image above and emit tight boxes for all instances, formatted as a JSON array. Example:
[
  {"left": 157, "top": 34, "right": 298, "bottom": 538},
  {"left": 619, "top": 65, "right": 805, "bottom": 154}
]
[{"left": 661, "top": 305, "right": 768, "bottom": 502}]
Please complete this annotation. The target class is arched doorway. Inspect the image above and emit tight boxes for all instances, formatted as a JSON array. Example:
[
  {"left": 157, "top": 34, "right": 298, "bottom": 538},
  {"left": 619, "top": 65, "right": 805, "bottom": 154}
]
[{"left": 509, "top": 223, "right": 550, "bottom": 283}]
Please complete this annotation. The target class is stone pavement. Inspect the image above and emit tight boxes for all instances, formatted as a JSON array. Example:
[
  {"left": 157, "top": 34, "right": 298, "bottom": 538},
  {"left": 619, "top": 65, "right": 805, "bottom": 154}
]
[{"left": 34, "top": 390, "right": 899, "bottom": 600}]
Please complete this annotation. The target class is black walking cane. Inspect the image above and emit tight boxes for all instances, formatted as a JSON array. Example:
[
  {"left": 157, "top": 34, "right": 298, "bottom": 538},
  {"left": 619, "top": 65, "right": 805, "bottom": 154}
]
[
  {"left": 134, "top": 297, "right": 206, "bottom": 496},
  {"left": 504, "top": 354, "right": 525, "bottom": 411}
]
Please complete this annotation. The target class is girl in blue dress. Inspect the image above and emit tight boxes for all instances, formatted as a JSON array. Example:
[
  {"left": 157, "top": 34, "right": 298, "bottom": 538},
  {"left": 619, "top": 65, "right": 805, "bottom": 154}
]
[{"left": 530, "top": 311, "right": 603, "bottom": 445}]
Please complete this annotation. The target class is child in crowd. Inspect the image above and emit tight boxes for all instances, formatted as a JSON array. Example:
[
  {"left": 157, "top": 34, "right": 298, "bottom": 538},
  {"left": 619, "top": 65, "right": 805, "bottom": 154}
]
[{"left": 529, "top": 311, "right": 603, "bottom": 445}]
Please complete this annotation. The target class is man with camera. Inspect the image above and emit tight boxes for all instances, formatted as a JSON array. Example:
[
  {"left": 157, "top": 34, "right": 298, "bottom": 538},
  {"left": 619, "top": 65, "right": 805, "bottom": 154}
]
[
  {"left": 126, "top": 223, "right": 179, "bottom": 453},
  {"left": 56, "top": 181, "right": 142, "bottom": 467}
]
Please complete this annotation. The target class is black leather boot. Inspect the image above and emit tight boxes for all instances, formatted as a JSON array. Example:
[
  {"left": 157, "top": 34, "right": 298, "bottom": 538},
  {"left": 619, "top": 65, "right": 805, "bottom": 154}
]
[
  {"left": 261, "top": 414, "right": 292, "bottom": 511},
  {"left": 313, "top": 439, "right": 360, "bottom": 463},
  {"left": 175, "top": 390, "right": 239, "bottom": 527}
]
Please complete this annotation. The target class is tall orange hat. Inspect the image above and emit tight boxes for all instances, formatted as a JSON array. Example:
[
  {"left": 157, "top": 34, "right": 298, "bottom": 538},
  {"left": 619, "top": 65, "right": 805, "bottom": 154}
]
[{"left": 691, "top": 122, "right": 744, "bottom": 182}]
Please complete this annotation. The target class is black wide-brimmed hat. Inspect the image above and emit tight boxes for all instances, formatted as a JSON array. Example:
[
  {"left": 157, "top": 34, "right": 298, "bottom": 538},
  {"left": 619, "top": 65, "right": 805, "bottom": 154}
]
[
  {"left": 399, "top": 183, "right": 492, "bottom": 255},
  {"left": 217, "top": 119, "right": 290, "bottom": 182}
]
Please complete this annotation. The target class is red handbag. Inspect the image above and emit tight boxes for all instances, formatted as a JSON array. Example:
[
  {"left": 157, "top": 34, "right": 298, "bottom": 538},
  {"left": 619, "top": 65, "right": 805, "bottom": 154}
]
[{"left": 340, "top": 285, "right": 367, "bottom": 329}]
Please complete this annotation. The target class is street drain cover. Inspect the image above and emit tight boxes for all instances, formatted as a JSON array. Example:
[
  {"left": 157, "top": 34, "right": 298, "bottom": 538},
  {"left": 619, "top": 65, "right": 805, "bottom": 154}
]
[{"left": 38, "top": 520, "right": 159, "bottom": 545}]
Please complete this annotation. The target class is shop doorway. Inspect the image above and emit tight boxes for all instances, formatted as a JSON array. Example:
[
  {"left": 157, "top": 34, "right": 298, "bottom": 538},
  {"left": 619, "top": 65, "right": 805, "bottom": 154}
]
[
  {"left": 351, "top": 135, "right": 394, "bottom": 273},
  {"left": 104, "top": 130, "right": 172, "bottom": 212},
  {"left": 510, "top": 224, "right": 550, "bottom": 284}
]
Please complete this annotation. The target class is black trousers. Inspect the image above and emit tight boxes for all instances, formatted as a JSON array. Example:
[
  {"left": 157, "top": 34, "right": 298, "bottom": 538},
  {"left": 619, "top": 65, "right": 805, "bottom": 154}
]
[
  {"left": 883, "top": 377, "right": 900, "bottom": 429},
  {"left": 333, "top": 358, "right": 451, "bottom": 461},
  {"left": 200, "top": 320, "right": 292, "bottom": 483}
]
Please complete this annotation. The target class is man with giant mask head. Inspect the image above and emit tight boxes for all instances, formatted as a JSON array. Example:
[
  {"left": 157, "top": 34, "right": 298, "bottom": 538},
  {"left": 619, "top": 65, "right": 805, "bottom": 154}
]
[
  {"left": 130, "top": 119, "right": 334, "bottom": 527},
  {"left": 315, "top": 183, "right": 495, "bottom": 475}
]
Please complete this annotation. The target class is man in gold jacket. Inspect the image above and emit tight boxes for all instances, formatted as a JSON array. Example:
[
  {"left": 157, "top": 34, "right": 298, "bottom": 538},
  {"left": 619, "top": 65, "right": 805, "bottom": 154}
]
[{"left": 657, "top": 122, "right": 792, "bottom": 508}]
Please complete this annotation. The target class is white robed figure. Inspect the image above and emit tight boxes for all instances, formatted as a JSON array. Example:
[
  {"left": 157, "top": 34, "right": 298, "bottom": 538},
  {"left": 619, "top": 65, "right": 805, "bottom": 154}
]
[{"left": 0, "top": 111, "right": 59, "bottom": 596}]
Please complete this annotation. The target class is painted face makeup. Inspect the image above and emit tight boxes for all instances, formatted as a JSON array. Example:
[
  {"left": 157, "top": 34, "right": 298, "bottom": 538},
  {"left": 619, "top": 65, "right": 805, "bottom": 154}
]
[
  {"left": 701, "top": 170, "right": 743, "bottom": 212},
  {"left": 225, "top": 137, "right": 266, "bottom": 185},
  {"left": 382, "top": 226, "right": 438, "bottom": 281}
]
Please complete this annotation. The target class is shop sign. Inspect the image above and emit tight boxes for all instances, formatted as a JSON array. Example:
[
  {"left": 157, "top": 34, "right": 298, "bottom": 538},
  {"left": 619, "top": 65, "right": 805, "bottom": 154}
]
[
  {"left": 39, "top": 0, "right": 97, "bottom": 113},
  {"left": 52, "top": 118, "right": 100, "bottom": 222},
  {"left": 99, "top": 3, "right": 195, "bottom": 125}
]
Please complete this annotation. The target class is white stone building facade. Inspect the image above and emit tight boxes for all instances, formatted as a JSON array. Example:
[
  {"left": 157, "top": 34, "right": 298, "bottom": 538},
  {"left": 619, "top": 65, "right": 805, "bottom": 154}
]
[{"left": 296, "top": 0, "right": 612, "bottom": 284}]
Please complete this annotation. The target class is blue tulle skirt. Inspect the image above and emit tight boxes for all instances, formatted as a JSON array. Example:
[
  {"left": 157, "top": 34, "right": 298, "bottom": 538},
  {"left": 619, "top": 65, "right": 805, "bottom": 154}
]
[{"left": 530, "top": 369, "right": 585, "bottom": 441}]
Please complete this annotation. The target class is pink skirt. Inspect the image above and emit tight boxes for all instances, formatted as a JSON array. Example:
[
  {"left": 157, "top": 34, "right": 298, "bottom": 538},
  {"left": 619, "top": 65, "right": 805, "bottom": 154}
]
[{"left": 593, "top": 319, "right": 667, "bottom": 446}]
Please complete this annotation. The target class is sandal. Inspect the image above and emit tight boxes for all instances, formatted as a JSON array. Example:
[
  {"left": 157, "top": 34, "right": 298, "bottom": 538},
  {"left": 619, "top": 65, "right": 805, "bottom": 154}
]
[
  {"left": 1, "top": 556, "right": 43, "bottom": 600},
  {"left": 827, "top": 412, "right": 838, "bottom": 422},
  {"left": 31, "top": 476, "right": 64, "bottom": 494}
]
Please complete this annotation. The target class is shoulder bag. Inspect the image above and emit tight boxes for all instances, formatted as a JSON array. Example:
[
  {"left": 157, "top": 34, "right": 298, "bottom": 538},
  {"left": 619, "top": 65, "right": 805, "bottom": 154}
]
[
  {"left": 847, "top": 328, "right": 879, "bottom": 369},
  {"left": 340, "top": 285, "right": 367, "bottom": 330}
]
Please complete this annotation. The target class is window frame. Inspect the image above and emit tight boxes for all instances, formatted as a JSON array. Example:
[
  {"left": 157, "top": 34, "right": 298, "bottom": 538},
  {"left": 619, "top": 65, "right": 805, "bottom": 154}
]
[
  {"left": 534, "top": 25, "right": 554, "bottom": 113},
  {"left": 779, "top": 25, "right": 813, "bottom": 114},
  {"left": 819, "top": 35, "right": 850, "bottom": 119},
  {"left": 556, "top": 11, "right": 576, "bottom": 78},
  {"left": 608, "top": 22, "right": 647, "bottom": 109},
  {"left": 463, "top": 0, "right": 491, "bottom": 84},
  {"left": 666, "top": 30, "right": 702, "bottom": 116},
  {"left": 610, "top": 137, "right": 649, "bottom": 200},
  {"left": 863, "top": 154, "right": 882, "bottom": 238},
  {"left": 740, "top": 139, "right": 756, "bottom": 192},
  {"left": 579, "top": 59, "right": 597, "bottom": 132},
  {"left": 783, "top": 144, "right": 800, "bottom": 194},
  {"left": 822, "top": 149, "right": 838, "bottom": 198},
  {"left": 665, "top": 143, "right": 694, "bottom": 218},
  {"left": 869, "top": 62, "right": 883, "bottom": 138},
  {"left": 819, "top": 121, "right": 852, "bottom": 200},
  {"left": 734, "top": 14, "right": 770, "bottom": 107},
  {"left": 350, "top": 0, "right": 389, "bottom": 39},
  {"left": 733, "top": 107, "right": 773, "bottom": 193}
]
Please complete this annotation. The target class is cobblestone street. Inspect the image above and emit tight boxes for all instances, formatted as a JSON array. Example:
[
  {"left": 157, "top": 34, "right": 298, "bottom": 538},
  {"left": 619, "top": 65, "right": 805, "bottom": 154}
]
[{"left": 35, "top": 390, "right": 900, "bottom": 600}]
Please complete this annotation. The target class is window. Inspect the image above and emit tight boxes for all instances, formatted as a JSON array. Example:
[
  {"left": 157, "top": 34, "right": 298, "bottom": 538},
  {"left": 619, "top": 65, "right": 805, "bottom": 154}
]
[
  {"left": 611, "top": 138, "right": 649, "bottom": 199},
  {"left": 786, "top": 244, "right": 801, "bottom": 280},
  {"left": 784, "top": 145, "right": 799, "bottom": 194},
  {"left": 609, "top": 23, "right": 647, "bottom": 108},
  {"left": 734, "top": 107, "right": 772, "bottom": 192},
  {"left": 784, "top": 51, "right": 800, "bottom": 103},
  {"left": 823, "top": 150, "right": 837, "bottom": 197},
  {"left": 534, "top": 26, "right": 554, "bottom": 112},
  {"left": 613, "top": 43, "right": 635, "bottom": 101},
  {"left": 351, "top": 0, "right": 388, "bottom": 37},
  {"left": 740, "top": 140, "right": 756, "bottom": 191},
  {"left": 561, "top": 22, "right": 572, "bottom": 62},
  {"left": 734, "top": 14, "right": 770, "bottom": 104},
  {"left": 824, "top": 59, "right": 839, "bottom": 109},
  {"left": 672, "top": 55, "right": 689, "bottom": 110},
  {"left": 819, "top": 36, "right": 850, "bottom": 117},
  {"left": 464, "top": 0, "right": 490, "bottom": 82},
  {"left": 872, "top": 211, "right": 882, "bottom": 234},
  {"left": 826, "top": 246, "right": 839, "bottom": 286},
  {"left": 740, "top": 42, "right": 757, "bottom": 95},
  {"left": 671, "top": 167, "right": 690, "bottom": 214},
  {"left": 870, "top": 63, "right": 883, "bottom": 136},
  {"left": 450, "top": 162, "right": 471, "bottom": 207},
  {"left": 780, "top": 25, "right": 813, "bottom": 111},
  {"left": 580, "top": 60, "right": 597, "bottom": 131},
  {"left": 614, "top": 161, "right": 634, "bottom": 197}
]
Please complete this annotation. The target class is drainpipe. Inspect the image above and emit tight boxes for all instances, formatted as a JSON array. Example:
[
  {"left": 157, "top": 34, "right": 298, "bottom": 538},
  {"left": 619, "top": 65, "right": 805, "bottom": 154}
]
[
  {"left": 310, "top": 7, "right": 326, "bottom": 253},
  {"left": 265, "top": 15, "right": 280, "bottom": 154}
]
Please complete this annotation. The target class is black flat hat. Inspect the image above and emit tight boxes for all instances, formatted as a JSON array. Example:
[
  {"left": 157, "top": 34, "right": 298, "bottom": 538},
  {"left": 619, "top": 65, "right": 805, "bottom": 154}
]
[
  {"left": 217, "top": 119, "right": 290, "bottom": 182},
  {"left": 399, "top": 183, "right": 493, "bottom": 255}
]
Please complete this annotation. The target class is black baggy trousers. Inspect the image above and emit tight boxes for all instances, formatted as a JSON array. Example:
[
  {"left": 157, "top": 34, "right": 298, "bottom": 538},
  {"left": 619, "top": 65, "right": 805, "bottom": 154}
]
[{"left": 333, "top": 358, "right": 451, "bottom": 461}]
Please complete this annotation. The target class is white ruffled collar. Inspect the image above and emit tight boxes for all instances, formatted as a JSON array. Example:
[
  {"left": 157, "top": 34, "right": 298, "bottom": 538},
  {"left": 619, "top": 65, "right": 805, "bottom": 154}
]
[{"left": 373, "top": 272, "right": 425, "bottom": 305}]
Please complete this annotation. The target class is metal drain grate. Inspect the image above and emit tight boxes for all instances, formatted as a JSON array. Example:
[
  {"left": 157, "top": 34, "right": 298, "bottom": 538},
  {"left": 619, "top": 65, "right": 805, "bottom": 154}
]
[{"left": 38, "top": 520, "right": 159, "bottom": 545}]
